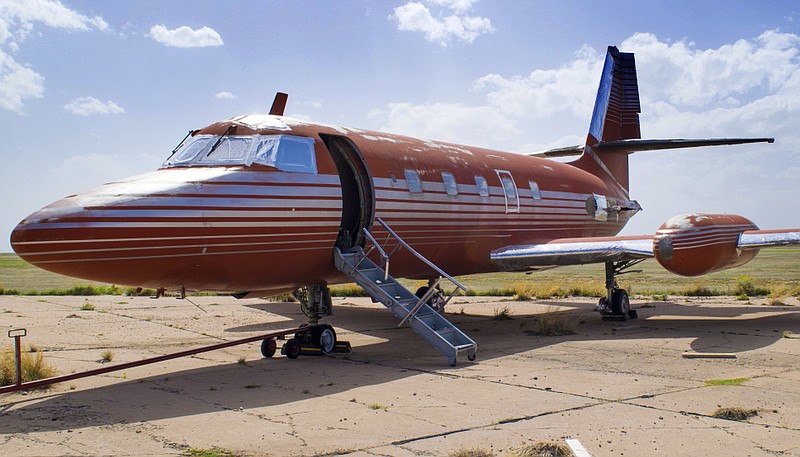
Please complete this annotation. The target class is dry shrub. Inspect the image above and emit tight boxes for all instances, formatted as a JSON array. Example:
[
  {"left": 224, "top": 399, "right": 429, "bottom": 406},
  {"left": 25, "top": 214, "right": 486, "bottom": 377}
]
[
  {"left": 1, "top": 345, "right": 57, "bottom": 386},
  {"left": 511, "top": 281, "right": 604, "bottom": 300},
  {"left": 329, "top": 283, "right": 369, "bottom": 297},
  {"left": 511, "top": 441, "right": 572, "bottom": 457},
  {"left": 768, "top": 297, "right": 789, "bottom": 306},
  {"left": 529, "top": 307, "right": 577, "bottom": 336},
  {"left": 685, "top": 282, "right": 715, "bottom": 297},
  {"left": 712, "top": 407, "right": 758, "bottom": 421},
  {"left": 493, "top": 306, "right": 514, "bottom": 320}
]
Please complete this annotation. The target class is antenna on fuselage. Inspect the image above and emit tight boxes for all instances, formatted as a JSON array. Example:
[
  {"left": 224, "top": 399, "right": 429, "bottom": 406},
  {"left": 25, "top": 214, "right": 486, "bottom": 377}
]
[{"left": 269, "top": 92, "right": 288, "bottom": 116}]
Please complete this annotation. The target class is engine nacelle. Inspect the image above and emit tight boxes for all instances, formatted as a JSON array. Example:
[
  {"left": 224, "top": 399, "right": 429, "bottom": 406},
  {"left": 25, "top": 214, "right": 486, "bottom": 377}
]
[{"left": 653, "top": 214, "right": 758, "bottom": 276}]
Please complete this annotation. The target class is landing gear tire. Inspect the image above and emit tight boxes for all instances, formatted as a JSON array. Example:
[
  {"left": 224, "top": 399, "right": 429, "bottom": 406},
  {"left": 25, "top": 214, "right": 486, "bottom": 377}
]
[
  {"left": 312, "top": 324, "right": 337, "bottom": 354},
  {"left": 415, "top": 286, "right": 428, "bottom": 300},
  {"left": 611, "top": 289, "right": 630, "bottom": 320},
  {"left": 467, "top": 352, "right": 477, "bottom": 362},
  {"left": 284, "top": 339, "right": 301, "bottom": 359},
  {"left": 260, "top": 338, "right": 277, "bottom": 358},
  {"left": 415, "top": 285, "right": 445, "bottom": 312}
]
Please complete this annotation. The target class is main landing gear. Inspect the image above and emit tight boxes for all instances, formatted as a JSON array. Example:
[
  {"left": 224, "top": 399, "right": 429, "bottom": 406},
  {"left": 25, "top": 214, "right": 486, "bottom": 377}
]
[
  {"left": 259, "top": 284, "right": 351, "bottom": 360},
  {"left": 415, "top": 279, "right": 446, "bottom": 312},
  {"left": 596, "top": 260, "right": 642, "bottom": 321}
]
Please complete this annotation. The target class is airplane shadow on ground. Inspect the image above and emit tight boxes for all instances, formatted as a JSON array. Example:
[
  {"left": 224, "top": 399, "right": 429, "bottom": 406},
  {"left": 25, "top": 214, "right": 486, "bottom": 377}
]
[{"left": 1, "top": 298, "right": 797, "bottom": 432}]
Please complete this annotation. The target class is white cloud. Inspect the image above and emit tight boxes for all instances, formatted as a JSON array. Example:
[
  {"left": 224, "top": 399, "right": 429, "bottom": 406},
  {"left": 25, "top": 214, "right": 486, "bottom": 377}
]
[
  {"left": 64, "top": 97, "right": 124, "bottom": 116},
  {"left": 475, "top": 45, "right": 604, "bottom": 119},
  {"left": 369, "top": 31, "right": 800, "bottom": 230},
  {"left": 371, "top": 102, "right": 520, "bottom": 147},
  {"left": 0, "top": 0, "right": 107, "bottom": 113},
  {"left": 0, "top": 51, "right": 44, "bottom": 112},
  {"left": 214, "top": 91, "right": 236, "bottom": 100},
  {"left": 148, "top": 24, "right": 223, "bottom": 48},
  {"left": 392, "top": 1, "right": 493, "bottom": 46}
]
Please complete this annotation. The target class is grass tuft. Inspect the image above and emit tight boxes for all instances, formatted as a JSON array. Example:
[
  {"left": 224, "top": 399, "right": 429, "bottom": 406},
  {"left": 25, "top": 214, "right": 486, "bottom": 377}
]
[
  {"left": 80, "top": 302, "right": 96, "bottom": 311},
  {"left": 712, "top": 407, "right": 758, "bottom": 421},
  {"left": 368, "top": 403, "right": 388, "bottom": 411},
  {"left": 447, "top": 448, "right": 496, "bottom": 457},
  {"left": 329, "top": 283, "right": 370, "bottom": 297},
  {"left": 528, "top": 307, "right": 577, "bottom": 336},
  {"left": 511, "top": 441, "right": 572, "bottom": 457},
  {"left": 686, "top": 283, "right": 714, "bottom": 297},
  {"left": 1, "top": 345, "right": 57, "bottom": 386},
  {"left": 100, "top": 350, "right": 114, "bottom": 363},
  {"left": 492, "top": 306, "right": 514, "bottom": 320},
  {"left": 183, "top": 449, "right": 238, "bottom": 457}
]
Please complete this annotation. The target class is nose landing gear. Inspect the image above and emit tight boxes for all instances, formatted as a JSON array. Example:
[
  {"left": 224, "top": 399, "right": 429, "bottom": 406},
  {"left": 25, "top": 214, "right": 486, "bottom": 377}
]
[{"left": 260, "top": 284, "right": 352, "bottom": 360}]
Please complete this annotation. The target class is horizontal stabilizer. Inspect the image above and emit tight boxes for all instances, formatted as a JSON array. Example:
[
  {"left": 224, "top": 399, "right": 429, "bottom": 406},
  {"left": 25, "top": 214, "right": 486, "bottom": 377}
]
[
  {"left": 534, "top": 137, "right": 775, "bottom": 158},
  {"left": 739, "top": 229, "right": 800, "bottom": 249}
]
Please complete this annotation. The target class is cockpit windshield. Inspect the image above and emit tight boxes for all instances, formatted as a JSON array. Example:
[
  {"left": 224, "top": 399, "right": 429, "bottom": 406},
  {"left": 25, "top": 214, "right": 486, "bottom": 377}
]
[{"left": 162, "top": 134, "right": 317, "bottom": 174}]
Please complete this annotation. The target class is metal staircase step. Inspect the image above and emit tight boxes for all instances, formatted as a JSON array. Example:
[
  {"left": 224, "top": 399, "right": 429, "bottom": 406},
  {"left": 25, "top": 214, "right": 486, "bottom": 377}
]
[{"left": 333, "top": 245, "right": 476, "bottom": 366}]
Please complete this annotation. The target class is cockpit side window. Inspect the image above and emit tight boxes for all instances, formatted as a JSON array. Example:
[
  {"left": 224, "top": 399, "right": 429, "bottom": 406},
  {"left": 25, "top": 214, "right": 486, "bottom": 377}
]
[
  {"left": 252, "top": 135, "right": 317, "bottom": 173},
  {"left": 198, "top": 136, "right": 253, "bottom": 164},
  {"left": 167, "top": 135, "right": 214, "bottom": 165}
]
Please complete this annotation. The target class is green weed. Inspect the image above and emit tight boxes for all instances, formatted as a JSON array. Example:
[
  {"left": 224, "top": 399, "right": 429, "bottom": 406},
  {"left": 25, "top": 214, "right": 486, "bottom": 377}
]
[{"left": 704, "top": 378, "right": 748, "bottom": 386}]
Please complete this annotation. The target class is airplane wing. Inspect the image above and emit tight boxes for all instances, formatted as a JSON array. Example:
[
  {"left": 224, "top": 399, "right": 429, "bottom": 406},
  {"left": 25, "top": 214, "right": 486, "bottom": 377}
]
[
  {"left": 738, "top": 229, "right": 800, "bottom": 249},
  {"left": 490, "top": 236, "right": 653, "bottom": 271},
  {"left": 491, "top": 229, "right": 800, "bottom": 272}
]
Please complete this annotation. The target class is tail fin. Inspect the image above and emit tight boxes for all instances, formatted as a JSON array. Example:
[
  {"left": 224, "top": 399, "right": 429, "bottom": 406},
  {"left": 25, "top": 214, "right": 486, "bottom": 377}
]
[
  {"left": 575, "top": 46, "right": 641, "bottom": 194},
  {"left": 588, "top": 46, "right": 641, "bottom": 144},
  {"left": 564, "top": 46, "right": 772, "bottom": 194}
]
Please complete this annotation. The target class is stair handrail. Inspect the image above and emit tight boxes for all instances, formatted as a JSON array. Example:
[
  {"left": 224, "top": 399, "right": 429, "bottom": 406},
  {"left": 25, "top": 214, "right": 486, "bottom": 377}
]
[
  {"left": 371, "top": 218, "right": 468, "bottom": 293},
  {"left": 359, "top": 228, "right": 390, "bottom": 280}
]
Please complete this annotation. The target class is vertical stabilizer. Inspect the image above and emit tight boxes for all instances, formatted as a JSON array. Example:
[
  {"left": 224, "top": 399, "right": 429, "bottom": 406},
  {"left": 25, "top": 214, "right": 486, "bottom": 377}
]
[{"left": 575, "top": 46, "right": 641, "bottom": 193}]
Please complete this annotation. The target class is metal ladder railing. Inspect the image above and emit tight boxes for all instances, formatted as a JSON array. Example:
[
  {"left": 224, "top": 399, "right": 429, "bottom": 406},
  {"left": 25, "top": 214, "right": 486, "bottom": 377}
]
[
  {"left": 361, "top": 218, "right": 467, "bottom": 325},
  {"left": 333, "top": 218, "right": 476, "bottom": 366}
]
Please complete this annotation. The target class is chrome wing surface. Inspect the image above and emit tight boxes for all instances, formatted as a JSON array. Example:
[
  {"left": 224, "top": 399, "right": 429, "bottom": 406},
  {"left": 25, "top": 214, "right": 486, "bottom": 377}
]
[
  {"left": 490, "top": 229, "right": 800, "bottom": 272},
  {"left": 738, "top": 229, "right": 800, "bottom": 249},
  {"left": 490, "top": 236, "right": 653, "bottom": 271}
]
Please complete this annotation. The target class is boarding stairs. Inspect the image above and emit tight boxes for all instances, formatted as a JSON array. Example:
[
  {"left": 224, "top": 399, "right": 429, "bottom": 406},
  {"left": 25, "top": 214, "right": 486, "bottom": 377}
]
[{"left": 333, "top": 219, "right": 477, "bottom": 366}]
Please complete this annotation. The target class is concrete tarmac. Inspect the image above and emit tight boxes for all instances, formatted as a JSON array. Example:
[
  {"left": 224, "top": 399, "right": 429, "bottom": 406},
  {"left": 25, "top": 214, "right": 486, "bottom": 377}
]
[{"left": 1, "top": 294, "right": 799, "bottom": 456}]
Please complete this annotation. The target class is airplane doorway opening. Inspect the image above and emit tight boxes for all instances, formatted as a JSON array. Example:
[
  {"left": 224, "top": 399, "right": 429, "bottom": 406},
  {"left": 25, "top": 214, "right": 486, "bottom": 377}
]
[{"left": 320, "top": 134, "right": 375, "bottom": 250}]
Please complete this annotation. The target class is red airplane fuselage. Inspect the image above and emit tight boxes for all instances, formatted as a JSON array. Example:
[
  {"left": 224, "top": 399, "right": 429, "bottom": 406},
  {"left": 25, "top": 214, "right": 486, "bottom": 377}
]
[{"left": 10, "top": 114, "right": 634, "bottom": 296}]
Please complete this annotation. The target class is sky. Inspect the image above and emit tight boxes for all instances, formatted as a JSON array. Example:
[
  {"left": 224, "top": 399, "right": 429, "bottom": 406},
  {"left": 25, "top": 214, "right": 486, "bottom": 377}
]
[{"left": 1, "top": 0, "right": 800, "bottom": 253}]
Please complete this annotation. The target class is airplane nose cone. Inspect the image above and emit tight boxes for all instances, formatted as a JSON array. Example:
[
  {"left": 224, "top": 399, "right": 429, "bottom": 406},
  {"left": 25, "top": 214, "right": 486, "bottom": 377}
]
[{"left": 11, "top": 197, "right": 87, "bottom": 266}]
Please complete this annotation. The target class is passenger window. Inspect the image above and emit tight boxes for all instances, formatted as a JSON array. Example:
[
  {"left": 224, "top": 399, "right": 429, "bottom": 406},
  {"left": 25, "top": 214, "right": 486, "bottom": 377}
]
[
  {"left": 474, "top": 175, "right": 489, "bottom": 197},
  {"left": 496, "top": 170, "right": 520, "bottom": 213},
  {"left": 442, "top": 172, "right": 458, "bottom": 196},
  {"left": 404, "top": 169, "right": 422, "bottom": 193},
  {"left": 529, "top": 180, "right": 541, "bottom": 199},
  {"left": 501, "top": 177, "right": 517, "bottom": 199}
]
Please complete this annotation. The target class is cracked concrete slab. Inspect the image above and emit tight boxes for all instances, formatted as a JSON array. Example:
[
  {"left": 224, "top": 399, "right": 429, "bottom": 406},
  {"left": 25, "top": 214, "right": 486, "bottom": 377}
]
[{"left": 1, "top": 295, "right": 799, "bottom": 456}]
